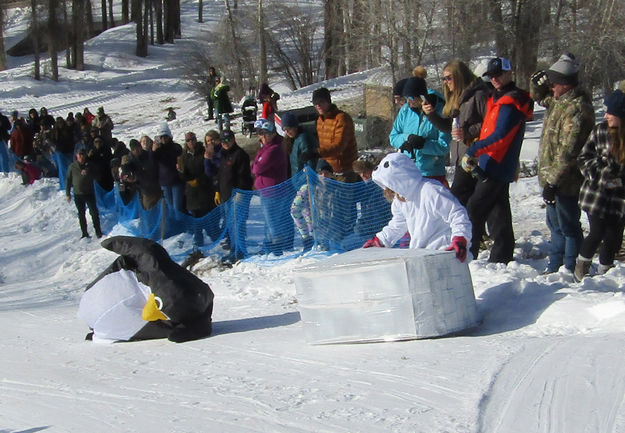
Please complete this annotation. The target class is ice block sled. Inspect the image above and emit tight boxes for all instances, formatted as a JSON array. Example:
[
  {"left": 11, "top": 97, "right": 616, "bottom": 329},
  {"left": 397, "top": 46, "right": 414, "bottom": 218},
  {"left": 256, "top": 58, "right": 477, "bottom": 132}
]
[{"left": 293, "top": 248, "right": 478, "bottom": 344}]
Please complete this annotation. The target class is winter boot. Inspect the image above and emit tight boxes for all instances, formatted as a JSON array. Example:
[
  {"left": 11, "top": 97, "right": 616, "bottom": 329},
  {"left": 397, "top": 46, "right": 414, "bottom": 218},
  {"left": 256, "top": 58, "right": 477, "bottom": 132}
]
[
  {"left": 79, "top": 214, "right": 90, "bottom": 238},
  {"left": 302, "top": 237, "right": 314, "bottom": 252},
  {"left": 93, "top": 220, "right": 103, "bottom": 239},
  {"left": 574, "top": 257, "right": 592, "bottom": 282},
  {"left": 597, "top": 263, "right": 614, "bottom": 275}
]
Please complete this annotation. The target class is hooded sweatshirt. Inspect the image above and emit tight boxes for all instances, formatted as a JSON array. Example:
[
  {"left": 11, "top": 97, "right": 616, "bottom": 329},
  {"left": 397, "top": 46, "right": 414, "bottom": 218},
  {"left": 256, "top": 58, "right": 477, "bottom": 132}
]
[{"left": 372, "top": 152, "right": 472, "bottom": 251}]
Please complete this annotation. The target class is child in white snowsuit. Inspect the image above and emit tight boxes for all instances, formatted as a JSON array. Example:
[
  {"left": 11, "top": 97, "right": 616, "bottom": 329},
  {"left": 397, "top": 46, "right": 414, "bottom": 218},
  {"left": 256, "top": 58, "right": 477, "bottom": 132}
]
[{"left": 363, "top": 152, "right": 472, "bottom": 262}]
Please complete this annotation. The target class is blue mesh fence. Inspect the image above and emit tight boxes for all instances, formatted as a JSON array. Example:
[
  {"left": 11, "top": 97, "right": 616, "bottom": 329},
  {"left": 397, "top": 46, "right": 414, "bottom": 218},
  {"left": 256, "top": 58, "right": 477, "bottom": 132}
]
[{"left": 51, "top": 159, "right": 394, "bottom": 262}]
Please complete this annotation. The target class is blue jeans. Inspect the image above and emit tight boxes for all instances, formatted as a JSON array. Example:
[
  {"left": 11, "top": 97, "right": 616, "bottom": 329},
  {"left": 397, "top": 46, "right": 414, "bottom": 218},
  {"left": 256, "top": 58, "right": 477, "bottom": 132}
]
[
  {"left": 546, "top": 194, "right": 583, "bottom": 272},
  {"left": 0, "top": 140, "right": 9, "bottom": 172},
  {"left": 161, "top": 184, "right": 185, "bottom": 235}
]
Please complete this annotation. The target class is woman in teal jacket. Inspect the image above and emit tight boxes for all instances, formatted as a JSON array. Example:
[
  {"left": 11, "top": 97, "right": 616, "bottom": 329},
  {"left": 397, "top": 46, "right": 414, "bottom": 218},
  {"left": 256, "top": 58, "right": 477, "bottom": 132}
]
[{"left": 389, "top": 76, "right": 451, "bottom": 186}]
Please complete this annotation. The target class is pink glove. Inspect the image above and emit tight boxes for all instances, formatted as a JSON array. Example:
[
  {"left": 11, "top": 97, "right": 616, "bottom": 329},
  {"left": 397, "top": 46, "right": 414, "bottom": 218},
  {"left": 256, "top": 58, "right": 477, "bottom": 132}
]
[
  {"left": 363, "top": 236, "right": 383, "bottom": 248},
  {"left": 445, "top": 236, "right": 468, "bottom": 262}
]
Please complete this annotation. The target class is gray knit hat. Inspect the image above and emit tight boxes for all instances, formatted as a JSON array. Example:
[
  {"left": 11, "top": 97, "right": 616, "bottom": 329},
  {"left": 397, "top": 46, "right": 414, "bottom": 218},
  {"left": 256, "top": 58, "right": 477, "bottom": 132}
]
[{"left": 547, "top": 53, "right": 580, "bottom": 86}]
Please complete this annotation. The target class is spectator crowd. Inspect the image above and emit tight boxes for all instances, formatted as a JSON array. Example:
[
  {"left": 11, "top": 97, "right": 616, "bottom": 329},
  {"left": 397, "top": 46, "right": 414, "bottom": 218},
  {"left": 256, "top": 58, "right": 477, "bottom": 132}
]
[{"left": 1, "top": 55, "right": 624, "bottom": 280}]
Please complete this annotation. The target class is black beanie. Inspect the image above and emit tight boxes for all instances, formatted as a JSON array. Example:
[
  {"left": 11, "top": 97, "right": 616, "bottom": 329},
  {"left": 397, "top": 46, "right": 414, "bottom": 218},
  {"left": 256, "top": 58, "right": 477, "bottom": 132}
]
[
  {"left": 312, "top": 87, "right": 332, "bottom": 105},
  {"left": 402, "top": 77, "right": 427, "bottom": 98},
  {"left": 393, "top": 78, "right": 408, "bottom": 97},
  {"left": 605, "top": 90, "right": 625, "bottom": 119}
]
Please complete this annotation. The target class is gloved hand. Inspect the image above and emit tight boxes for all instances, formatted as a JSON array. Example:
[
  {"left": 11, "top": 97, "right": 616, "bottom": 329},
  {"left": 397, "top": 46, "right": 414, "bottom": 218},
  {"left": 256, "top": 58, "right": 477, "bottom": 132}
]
[
  {"left": 530, "top": 70, "right": 549, "bottom": 87},
  {"left": 530, "top": 70, "right": 551, "bottom": 101},
  {"left": 445, "top": 236, "right": 468, "bottom": 262},
  {"left": 461, "top": 154, "right": 477, "bottom": 173},
  {"left": 405, "top": 134, "right": 425, "bottom": 150},
  {"left": 399, "top": 135, "right": 425, "bottom": 160},
  {"left": 542, "top": 184, "right": 557, "bottom": 205},
  {"left": 214, "top": 191, "right": 221, "bottom": 206},
  {"left": 363, "top": 236, "right": 383, "bottom": 248}
]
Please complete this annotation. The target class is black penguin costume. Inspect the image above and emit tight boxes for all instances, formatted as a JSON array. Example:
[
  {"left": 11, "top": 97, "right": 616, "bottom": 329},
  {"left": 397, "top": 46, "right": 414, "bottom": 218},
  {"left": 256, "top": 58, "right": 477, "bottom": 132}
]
[{"left": 78, "top": 236, "right": 214, "bottom": 343}]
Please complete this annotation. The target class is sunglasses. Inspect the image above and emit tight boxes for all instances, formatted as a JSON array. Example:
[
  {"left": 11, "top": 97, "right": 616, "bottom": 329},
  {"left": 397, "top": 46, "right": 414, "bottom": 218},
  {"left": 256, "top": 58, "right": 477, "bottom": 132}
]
[
  {"left": 185, "top": 138, "right": 194, "bottom": 142},
  {"left": 442, "top": 75, "right": 453, "bottom": 82}
]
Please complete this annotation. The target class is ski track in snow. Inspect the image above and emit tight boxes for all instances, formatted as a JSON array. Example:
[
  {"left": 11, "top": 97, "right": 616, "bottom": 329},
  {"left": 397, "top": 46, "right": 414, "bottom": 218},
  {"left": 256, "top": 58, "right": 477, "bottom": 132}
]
[{"left": 478, "top": 335, "right": 625, "bottom": 433}]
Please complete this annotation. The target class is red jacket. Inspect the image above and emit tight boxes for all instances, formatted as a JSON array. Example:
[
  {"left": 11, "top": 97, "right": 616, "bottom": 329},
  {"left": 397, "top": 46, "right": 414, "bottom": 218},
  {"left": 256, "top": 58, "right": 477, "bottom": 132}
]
[{"left": 10, "top": 124, "right": 34, "bottom": 158}]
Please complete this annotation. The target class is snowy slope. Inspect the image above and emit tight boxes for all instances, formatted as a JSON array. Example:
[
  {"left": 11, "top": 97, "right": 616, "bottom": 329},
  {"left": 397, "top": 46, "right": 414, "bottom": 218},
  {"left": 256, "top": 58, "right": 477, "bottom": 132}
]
[{"left": 2, "top": 2, "right": 625, "bottom": 432}]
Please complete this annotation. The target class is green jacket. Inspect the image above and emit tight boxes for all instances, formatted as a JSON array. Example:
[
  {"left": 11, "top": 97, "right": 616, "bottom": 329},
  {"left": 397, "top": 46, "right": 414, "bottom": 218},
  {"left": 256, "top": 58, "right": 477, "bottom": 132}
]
[
  {"left": 66, "top": 160, "right": 96, "bottom": 196},
  {"left": 211, "top": 83, "right": 233, "bottom": 114},
  {"left": 534, "top": 85, "right": 595, "bottom": 196}
]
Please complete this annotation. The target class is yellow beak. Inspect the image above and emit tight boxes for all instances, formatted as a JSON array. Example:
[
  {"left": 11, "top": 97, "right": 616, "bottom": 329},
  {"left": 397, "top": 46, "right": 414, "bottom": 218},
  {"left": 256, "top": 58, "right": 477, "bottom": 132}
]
[{"left": 142, "top": 293, "right": 168, "bottom": 321}]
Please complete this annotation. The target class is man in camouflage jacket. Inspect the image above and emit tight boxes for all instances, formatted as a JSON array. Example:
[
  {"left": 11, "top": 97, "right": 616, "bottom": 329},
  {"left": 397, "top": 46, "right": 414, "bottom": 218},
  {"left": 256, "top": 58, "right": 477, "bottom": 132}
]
[{"left": 531, "top": 53, "right": 595, "bottom": 273}]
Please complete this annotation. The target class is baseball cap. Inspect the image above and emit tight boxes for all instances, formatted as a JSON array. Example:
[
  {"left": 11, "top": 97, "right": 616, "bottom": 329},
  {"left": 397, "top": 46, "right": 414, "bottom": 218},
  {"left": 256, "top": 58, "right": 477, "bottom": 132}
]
[
  {"left": 483, "top": 57, "right": 512, "bottom": 78},
  {"left": 254, "top": 118, "right": 275, "bottom": 133}
]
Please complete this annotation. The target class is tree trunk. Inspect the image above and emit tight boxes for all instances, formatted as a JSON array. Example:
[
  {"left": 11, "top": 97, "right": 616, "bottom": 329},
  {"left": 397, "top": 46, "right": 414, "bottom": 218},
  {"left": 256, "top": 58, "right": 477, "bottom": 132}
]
[
  {"left": 101, "top": 0, "right": 108, "bottom": 31},
  {"left": 72, "top": 0, "right": 85, "bottom": 70},
  {"left": 48, "top": 0, "right": 59, "bottom": 81},
  {"left": 368, "top": 0, "right": 381, "bottom": 68},
  {"left": 401, "top": 0, "right": 412, "bottom": 71},
  {"left": 488, "top": 0, "right": 507, "bottom": 57},
  {"left": 85, "top": 0, "right": 94, "bottom": 37},
  {"left": 135, "top": 0, "right": 147, "bottom": 56},
  {"left": 63, "top": 0, "right": 71, "bottom": 67},
  {"left": 108, "top": 0, "right": 115, "bottom": 27},
  {"left": 323, "top": 0, "right": 343, "bottom": 79},
  {"left": 122, "top": 0, "right": 129, "bottom": 24},
  {"left": 0, "top": 4, "right": 6, "bottom": 71},
  {"left": 258, "top": 0, "right": 267, "bottom": 86},
  {"left": 156, "top": 0, "right": 163, "bottom": 44},
  {"left": 511, "top": 0, "right": 544, "bottom": 90},
  {"left": 143, "top": 0, "right": 149, "bottom": 47},
  {"left": 224, "top": 0, "right": 243, "bottom": 94},
  {"left": 174, "top": 0, "right": 180, "bottom": 38},
  {"left": 32, "top": 0, "right": 41, "bottom": 80},
  {"left": 164, "top": 0, "right": 174, "bottom": 43},
  {"left": 198, "top": 0, "right": 202, "bottom": 22}
]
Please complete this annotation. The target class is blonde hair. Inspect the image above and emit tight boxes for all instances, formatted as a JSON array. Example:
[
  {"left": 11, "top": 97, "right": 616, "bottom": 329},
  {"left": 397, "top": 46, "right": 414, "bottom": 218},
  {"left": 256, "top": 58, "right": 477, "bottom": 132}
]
[
  {"left": 383, "top": 188, "right": 406, "bottom": 202},
  {"left": 609, "top": 123, "right": 625, "bottom": 164},
  {"left": 441, "top": 60, "right": 481, "bottom": 117}
]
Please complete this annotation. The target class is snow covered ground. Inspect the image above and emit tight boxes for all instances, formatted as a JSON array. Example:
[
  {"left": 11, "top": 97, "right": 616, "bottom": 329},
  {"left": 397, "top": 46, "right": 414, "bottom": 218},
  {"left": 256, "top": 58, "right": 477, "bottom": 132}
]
[{"left": 2, "top": 2, "right": 625, "bottom": 432}]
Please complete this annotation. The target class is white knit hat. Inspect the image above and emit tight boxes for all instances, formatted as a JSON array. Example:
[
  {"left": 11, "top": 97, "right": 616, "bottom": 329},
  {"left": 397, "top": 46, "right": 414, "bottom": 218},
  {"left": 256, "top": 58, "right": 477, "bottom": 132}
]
[
  {"left": 155, "top": 122, "right": 172, "bottom": 138},
  {"left": 547, "top": 53, "right": 580, "bottom": 86}
]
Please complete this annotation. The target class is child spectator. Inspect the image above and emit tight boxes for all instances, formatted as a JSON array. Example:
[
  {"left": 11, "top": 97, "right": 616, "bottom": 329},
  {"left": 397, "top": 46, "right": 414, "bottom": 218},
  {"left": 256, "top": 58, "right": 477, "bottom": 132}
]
[
  {"left": 15, "top": 160, "right": 42, "bottom": 185},
  {"left": 362, "top": 152, "right": 472, "bottom": 262}
]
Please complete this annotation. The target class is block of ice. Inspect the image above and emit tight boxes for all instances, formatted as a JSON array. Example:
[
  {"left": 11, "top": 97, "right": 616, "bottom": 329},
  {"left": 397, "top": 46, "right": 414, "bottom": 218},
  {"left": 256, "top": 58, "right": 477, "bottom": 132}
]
[{"left": 293, "top": 248, "right": 478, "bottom": 344}]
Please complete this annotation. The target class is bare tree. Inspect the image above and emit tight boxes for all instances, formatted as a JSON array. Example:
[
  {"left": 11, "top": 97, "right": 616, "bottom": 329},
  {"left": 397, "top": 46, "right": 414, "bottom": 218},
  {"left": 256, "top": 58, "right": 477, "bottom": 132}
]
[
  {"left": 155, "top": 0, "right": 163, "bottom": 44},
  {"left": 258, "top": 0, "right": 267, "bottom": 86},
  {"left": 101, "top": 0, "right": 108, "bottom": 31},
  {"left": 85, "top": 0, "right": 94, "bottom": 36},
  {"left": 71, "top": 0, "right": 85, "bottom": 70},
  {"left": 264, "top": 2, "right": 322, "bottom": 88},
  {"left": 122, "top": 0, "right": 130, "bottom": 23},
  {"left": 48, "top": 0, "right": 59, "bottom": 81},
  {"left": 108, "top": 0, "right": 115, "bottom": 27},
  {"left": 223, "top": 0, "right": 243, "bottom": 93},
  {"left": 0, "top": 3, "right": 7, "bottom": 71},
  {"left": 323, "top": 0, "right": 344, "bottom": 79},
  {"left": 135, "top": 0, "right": 148, "bottom": 56},
  {"left": 32, "top": 0, "right": 41, "bottom": 80}
]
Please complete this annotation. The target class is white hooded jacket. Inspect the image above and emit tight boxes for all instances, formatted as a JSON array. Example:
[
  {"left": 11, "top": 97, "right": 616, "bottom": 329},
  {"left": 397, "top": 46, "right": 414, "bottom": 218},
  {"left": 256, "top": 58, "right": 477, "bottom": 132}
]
[{"left": 372, "top": 152, "right": 472, "bottom": 252}]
